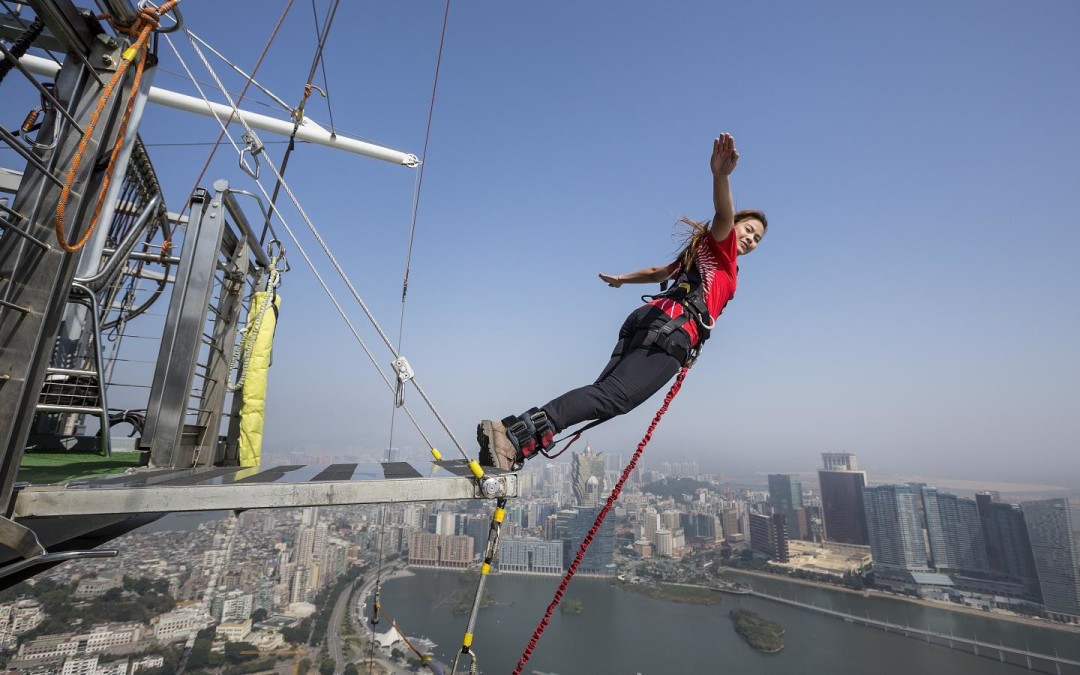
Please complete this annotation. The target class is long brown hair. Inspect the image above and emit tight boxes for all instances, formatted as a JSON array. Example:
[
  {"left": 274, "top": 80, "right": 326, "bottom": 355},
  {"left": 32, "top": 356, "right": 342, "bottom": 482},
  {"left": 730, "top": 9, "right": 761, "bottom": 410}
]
[{"left": 674, "top": 209, "right": 768, "bottom": 269}]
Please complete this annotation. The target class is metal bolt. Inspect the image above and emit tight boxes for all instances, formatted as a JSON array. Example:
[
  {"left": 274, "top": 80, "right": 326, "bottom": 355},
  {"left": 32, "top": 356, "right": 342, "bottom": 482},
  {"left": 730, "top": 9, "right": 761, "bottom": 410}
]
[
  {"left": 481, "top": 477, "right": 503, "bottom": 499},
  {"left": 101, "top": 54, "right": 115, "bottom": 67}
]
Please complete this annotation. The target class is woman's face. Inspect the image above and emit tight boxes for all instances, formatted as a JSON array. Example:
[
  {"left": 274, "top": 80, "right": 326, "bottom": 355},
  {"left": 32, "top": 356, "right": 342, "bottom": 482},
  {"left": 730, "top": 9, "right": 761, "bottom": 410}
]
[{"left": 736, "top": 218, "right": 766, "bottom": 256}]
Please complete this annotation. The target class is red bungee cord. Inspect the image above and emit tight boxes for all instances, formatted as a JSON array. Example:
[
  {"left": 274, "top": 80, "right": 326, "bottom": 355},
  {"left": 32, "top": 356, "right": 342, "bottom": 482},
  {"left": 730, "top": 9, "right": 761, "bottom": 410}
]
[{"left": 512, "top": 366, "right": 690, "bottom": 674}]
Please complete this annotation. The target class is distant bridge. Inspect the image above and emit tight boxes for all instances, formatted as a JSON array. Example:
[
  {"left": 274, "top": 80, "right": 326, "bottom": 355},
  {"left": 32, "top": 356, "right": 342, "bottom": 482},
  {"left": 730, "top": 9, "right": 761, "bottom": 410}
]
[{"left": 748, "top": 588, "right": 1080, "bottom": 674}]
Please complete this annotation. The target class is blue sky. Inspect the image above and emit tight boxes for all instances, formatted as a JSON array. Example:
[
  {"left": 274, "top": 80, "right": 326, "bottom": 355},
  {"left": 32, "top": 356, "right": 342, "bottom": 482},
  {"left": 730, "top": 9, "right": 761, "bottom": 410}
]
[{"left": 115, "top": 1, "right": 1080, "bottom": 485}]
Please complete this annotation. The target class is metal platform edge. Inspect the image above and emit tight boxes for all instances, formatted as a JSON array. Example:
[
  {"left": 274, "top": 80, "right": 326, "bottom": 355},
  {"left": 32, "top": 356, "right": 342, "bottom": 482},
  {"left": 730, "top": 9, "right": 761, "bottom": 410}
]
[{"left": 10, "top": 470, "right": 519, "bottom": 518}]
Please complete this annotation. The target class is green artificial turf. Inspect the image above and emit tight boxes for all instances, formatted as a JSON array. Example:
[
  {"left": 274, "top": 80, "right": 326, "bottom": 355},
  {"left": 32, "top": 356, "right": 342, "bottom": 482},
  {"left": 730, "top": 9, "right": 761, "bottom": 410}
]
[{"left": 17, "top": 452, "right": 142, "bottom": 485}]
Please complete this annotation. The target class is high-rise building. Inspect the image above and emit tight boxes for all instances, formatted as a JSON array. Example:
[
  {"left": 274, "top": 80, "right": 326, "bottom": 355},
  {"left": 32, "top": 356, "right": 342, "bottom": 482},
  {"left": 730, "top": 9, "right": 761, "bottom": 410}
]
[
  {"left": 439, "top": 535, "right": 474, "bottom": 568},
  {"left": 435, "top": 511, "right": 459, "bottom": 536},
  {"left": 944, "top": 493, "right": 988, "bottom": 573},
  {"left": 312, "top": 523, "right": 329, "bottom": 562},
  {"left": 748, "top": 513, "right": 769, "bottom": 559},
  {"left": 922, "top": 487, "right": 948, "bottom": 568},
  {"left": 863, "top": 484, "right": 929, "bottom": 574},
  {"left": 721, "top": 508, "right": 740, "bottom": 541},
  {"left": 465, "top": 516, "right": 489, "bottom": 551},
  {"left": 560, "top": 507, "right": 616, "bottom": 574},
  {"left": 818, "top": 454, "right": 869, "bottom": 545},
  {"left": 976, "top": 493, "right": 1038, "bottom": 587},
  {"left": 544, "top": 514, "right": 559, "bottom": 541},
  {"left": 254, "top": 576, "right": 275, "bottom": 614},
  {"left": 296, "top": 526, "right": 316, "bottom": 573},
  {"left": 322, "top": 544, "right": 348, "bottom": 581},
  {"left": 681, "top": 513, "right": 721, "bottom": 543},
  {"left": 572, "top": 446, "right": 606, "bottom": 507},
  {"left": 768, "top": 474, "right": 805, "bottom": 539},
  {"left": 507, "top": 504, "right": 525, "bottom": 529},
  {"left": 642, "top": 507, "right": 660, "bottom": 542},
  {"left": 749, "top": 513, "right": 789, "bottom": 563},
  {"left": 822, "top": 452, "right": 858, "bottom": 471},
  {"left": 498, "top": 538, "right": 563, "bottom": 574},
  {"left": 661, "top": 509, "right": 681, "bottom": 532},
  {"left": 769, "top": 474, "right": 804, "bottom": 511},
  {"left": 407, "top": 531, "right": 474, "bottom": 568},
  {"left": 217, "top": 591, "right": 254, "bottom": 623},
  {"left": 654, "top": 529, "right": 674, "bottom": 557},
  {"left": 402, "top": 504, "right": 429, "bottom": 530},
  {"left": 921, "top": 487, "right": 989, "bottom": 574},
  {"left": 290, "top": 567, "right": 311, "bottom": 603},
  {"left": 1021, "top": 499, "right": 1080, "bottom": 622}
]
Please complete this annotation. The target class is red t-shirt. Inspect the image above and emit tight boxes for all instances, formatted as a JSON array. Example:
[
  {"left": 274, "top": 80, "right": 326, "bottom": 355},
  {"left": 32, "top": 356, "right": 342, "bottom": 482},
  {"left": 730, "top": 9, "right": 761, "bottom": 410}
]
[{"left": 648, "top": 227, "right": 738, "bottom": 346}]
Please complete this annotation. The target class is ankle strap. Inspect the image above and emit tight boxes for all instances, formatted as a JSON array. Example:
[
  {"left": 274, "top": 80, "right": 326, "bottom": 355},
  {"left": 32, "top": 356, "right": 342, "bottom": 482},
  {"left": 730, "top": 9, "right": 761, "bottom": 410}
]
[{"left": 503, "top": 408, "right": 554, "bottom": 459}]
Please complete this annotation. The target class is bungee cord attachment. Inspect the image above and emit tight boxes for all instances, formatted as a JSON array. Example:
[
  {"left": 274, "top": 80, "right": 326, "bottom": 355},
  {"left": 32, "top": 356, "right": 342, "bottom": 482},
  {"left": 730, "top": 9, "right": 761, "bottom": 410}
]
[{"left": 450, "top": 497, "right": 508, "bottom": 675}]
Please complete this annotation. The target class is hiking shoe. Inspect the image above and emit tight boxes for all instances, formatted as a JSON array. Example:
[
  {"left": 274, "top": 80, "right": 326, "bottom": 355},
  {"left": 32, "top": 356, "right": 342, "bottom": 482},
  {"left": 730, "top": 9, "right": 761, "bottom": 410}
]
[{"left": 477, "top": 419, "right": 520, "bottom": 471}]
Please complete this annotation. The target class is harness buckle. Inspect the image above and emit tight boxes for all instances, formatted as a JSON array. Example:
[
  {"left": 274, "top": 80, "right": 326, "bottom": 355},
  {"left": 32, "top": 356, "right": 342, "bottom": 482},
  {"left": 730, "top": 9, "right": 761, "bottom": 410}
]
[
  {"left": 528, "top": 408, "right": 554, "bottom": 449},
  {"left": 503, "top": 416, "right": 536, "bottom": 458}
]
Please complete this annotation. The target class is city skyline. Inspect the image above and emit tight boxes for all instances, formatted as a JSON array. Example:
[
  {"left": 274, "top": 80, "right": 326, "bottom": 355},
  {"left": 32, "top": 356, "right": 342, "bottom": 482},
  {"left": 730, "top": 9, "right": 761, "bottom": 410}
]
[{"left": 4, "top": 439, "right": 1080, "bottom": 674}]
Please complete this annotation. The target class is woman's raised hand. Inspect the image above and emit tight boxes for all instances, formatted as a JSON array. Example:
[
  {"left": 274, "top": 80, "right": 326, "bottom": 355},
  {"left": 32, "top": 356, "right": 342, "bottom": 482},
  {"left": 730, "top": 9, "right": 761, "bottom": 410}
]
[
  {"left": 599, "top": 273, "right": 623, "bottom": 288},
  {"left": 711, "top": 132, "right": 739, "bottom": 177}
]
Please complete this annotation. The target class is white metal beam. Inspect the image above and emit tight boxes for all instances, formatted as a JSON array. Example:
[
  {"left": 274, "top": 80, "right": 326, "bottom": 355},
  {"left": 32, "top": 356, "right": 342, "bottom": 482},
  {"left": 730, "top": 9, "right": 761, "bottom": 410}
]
[{"left": 19, "top": 54, "right": 420, "bottom": 167}]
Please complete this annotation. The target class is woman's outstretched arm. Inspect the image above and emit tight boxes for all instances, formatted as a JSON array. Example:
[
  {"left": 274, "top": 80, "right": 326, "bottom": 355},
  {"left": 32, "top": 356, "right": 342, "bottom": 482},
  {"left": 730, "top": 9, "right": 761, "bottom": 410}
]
[
  {"left": 709, "top": 132, "right": 739, "bottom": 242},
  {"left": 598, "top": 263, "right": 677, "bottom": 288}
]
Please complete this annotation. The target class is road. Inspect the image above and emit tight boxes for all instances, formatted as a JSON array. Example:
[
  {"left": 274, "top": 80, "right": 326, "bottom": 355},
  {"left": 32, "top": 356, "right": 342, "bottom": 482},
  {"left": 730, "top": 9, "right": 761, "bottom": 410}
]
[
  {"left": 327, "top": 576, "right": 361, "bottom": 674},
  {"left": 325, "top": 564, "right": 418, "bottom": 675}
]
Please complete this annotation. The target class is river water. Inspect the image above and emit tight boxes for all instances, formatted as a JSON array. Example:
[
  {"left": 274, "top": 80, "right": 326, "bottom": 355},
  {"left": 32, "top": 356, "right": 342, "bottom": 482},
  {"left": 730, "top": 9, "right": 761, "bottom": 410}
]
[{"left": 379, "top": 568, "right": 1080, "bottom": 675}]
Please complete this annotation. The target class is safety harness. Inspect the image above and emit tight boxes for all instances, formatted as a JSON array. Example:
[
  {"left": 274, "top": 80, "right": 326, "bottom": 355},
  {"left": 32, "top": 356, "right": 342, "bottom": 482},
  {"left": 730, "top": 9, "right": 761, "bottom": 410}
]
[
  {"left": 636, "top": 261, "right": 716, "bottom": 365},
  {"left": 500, "top": 262, "right": 720, "bottom": 464}
]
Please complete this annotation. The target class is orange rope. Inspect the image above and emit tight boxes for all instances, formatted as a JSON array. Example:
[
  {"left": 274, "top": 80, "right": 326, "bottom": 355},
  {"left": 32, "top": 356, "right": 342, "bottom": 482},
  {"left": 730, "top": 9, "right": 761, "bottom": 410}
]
[{"left": 54, "top": 1, "right": 179, "bottom": 253}]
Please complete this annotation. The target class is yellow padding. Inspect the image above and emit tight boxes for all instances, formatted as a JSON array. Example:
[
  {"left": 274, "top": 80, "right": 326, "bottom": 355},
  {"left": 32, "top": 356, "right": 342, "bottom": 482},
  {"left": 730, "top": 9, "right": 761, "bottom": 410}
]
[
  {"left": 463, "top": 633, "right": 473, "bottom": 648},
  {"left": 239, "top": 292, "right": 281, "bottom": 467},
  {"left": 122, "top": 47, "right": 138, "bottom": 62},
  {"left": 481, "top": 563, "right": 490, "bottom": 575},
  {"left": 430, "top": 447, "right": 442, "bottom": 460},
  {"left": 468, "top": 460, "right": 484, "bottom": 479},
  {"left": 493, "top": 508, "right": 505, "bottom": 523}
]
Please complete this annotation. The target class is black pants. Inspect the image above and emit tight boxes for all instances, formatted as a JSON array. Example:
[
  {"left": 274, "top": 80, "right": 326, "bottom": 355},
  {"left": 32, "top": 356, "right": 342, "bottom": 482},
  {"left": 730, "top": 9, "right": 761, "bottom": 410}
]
[{"left": 539, "top": 305, "right": 690, "bottom": 434}]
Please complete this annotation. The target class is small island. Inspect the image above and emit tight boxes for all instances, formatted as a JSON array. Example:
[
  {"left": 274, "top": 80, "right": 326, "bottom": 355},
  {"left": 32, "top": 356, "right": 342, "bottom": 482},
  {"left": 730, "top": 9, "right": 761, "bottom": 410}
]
[
  {"left": 729, "top": 608, "right": 784, "bottom": 653},
  {"left": 613, "top": 579, "right": 723, "bottom": 606},
  {"left": 560, "top": 599, "right": 583, "bottom": 615},
  {"left": 453, "top": 591, "right": 495, "bottom": 614}
]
